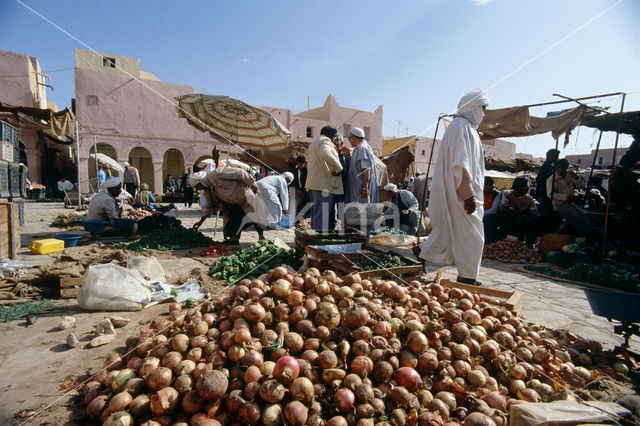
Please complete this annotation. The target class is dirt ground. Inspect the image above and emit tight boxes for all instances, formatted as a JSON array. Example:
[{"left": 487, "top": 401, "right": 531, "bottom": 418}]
[{"left": 1, "top": 201, "right": 638, "bottom": 425}]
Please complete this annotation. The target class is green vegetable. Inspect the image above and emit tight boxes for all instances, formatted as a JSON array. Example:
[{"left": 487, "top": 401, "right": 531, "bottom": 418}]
[
  {"left": 170, "top": 289, "right": 178, "bottom": 297},
  {"left": 353, "top": 253, "right": 409, "bottom": 271},
  {"left": 127, "top": 226, "right": 214, "bottom": 251},
  {"left": 185, "top": 298, "right": 198, "bottom": 308},
  {"left": 208, "top": 240, "right": 300, "bottom": 283},
  {"left": 371, "top": 227, "right": 406, "bottom": 236},
  {"left": 524, "top": 263, "right": 640, "bottom": 294}
]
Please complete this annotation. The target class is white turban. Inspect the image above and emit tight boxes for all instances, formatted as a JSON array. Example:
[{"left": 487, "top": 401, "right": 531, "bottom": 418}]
[
  {"left": 457, "top": 88, "right": 490, "bottom": 128},
  {"left": 383, "top": 183, "right": 398, "bottom": 192},
  {"left": 282, "top": 172, "right": 294, "bottom": 182},
  {"left": 103, "top": 177, "right": 122, "bottom": 188}
]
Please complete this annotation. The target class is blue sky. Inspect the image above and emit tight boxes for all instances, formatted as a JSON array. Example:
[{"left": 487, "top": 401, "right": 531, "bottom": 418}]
[{"left": 1, "top": 0, "right": 638, "bottom": 158}]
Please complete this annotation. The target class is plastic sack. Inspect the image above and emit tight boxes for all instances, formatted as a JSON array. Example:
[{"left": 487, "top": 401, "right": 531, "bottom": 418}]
[
  {"left": 128, "top": 255, "right": 166, "bottom": 283},
  {"left": 509, "top": 400, "right": 630, "bottom": 426},
  {"left": 149, "top": 279, "right": 206, "bottom": 304},
  {"left": 77, "top": 264, "right": 152, "bottom": 311},
  {"left": 369, "top": 233, "right": 417, "bottom": 247}
]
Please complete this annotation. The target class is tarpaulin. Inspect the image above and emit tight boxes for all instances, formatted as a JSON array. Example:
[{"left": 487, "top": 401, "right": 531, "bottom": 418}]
[
  {"left": 0, "top": 102, "right": 75, "bottom": 140},
  {"left": 479, "top": 105, "right": 586, "bottom": 144}
]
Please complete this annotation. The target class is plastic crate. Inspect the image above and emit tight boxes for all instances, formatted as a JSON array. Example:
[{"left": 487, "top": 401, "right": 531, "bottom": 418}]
[
  {"left": 0, "top": 160, "right": 9, "bottom": 198},
  {"left": 0, "top": 121, "right": 17, "bottom": 144},
  {"left": 8, "top": 163, "right": 19, "bottom": 198},
  {"left": 0, "top": 141, "right": 13, "bottom": 162}
]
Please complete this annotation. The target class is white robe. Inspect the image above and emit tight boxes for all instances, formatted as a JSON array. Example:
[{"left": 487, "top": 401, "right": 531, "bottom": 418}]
[
  {"left": 257, "top": 175, "right": 289, "bottom": 225},
  {"left": 419, "top": 115, "right": 485, "bottom": 279}
]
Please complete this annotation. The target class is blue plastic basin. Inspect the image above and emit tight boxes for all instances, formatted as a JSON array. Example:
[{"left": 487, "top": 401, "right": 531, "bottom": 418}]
[
  {"left": 113, "top": 218, "right": 137, "bottom": 230},
  {"left": 82, "top": 219, "right": 109, "bottom": 232},
  {"left": 583, "top": 287, "right": 640, "bottom": 323},
  {"left": 54, "top": 233, "right": 83, "bottom": 247}
]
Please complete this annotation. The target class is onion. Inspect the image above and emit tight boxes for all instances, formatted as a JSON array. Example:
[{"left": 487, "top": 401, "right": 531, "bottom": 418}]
[
  {"left": 273, "top": 279, "right": 292, "bottom": 298},
  {"left": 146, "top": 367, "right": 172, "bottom": 391},
  {"left": 483, "top": 391, "right": 507, "bottom": 411},
  {"left": 228, "top": 345, "right": 245, "bottom": 362},
  {"left": 284, "top": 332, "right": 304, "bottom": 353},
  {"left": 149, "top": 387, "right": 179, "bottom": 416},
  {"left": 182, "top": 390, "right": 204, "bottom": 415},
  {"left": 318, "top": 350, "right": 338, "bottom": 369},
  {"left": 354, "top": 383, "right": 375, "bottom": 403},
  {"left": 314, "top": 302, "right": 341, "bottom": 328},
  {"left": 327, "top": 416, "right": 348, "bottom": 426},
  {"left": 197, "top": 370, "right": 229, "bottom": 400},
  {"left": 162, "top": 351, "right": 183, "bottom": 370},
  {"left": 129, "top": 394, "right": 150, "bottom": 417},
  {"left": 407, "top": 331, "right": 429, "bottom": 354},
  {"left": 171, "top": 334, "right": 190, "bottom": 353},
  {"left": 174, "top": 374, "right": 194, "bottom": 394},
  {"left": 285, "top": 401, "right": 309, "bottom": 426},
  {"left": 112, "top": 369, "right": 136, "bottom": 393},
  {"left": 262, "top": 403, "right": 283, "bottom": 426},
  {"left": 344, "top": 305, "right": 369, "bottom": 328},
  {"left": 428, "top": 398, "right": 450, "bottom": 419},
  {"left": 468, "top": 369, "right": 487, "bottom": 387},
  {"left": 351, "top": 356, "right": 374, "bottom": 377},
  {"left": 373, "top": 321, "right": 394, "bottom": 338},
  {"left": 86, "top": 395, "right": 108, "bottom": 419},
  {"left": 395, "top": 367, "right": 422, "bottom": 391},
  {"left": 259, "top": 379, "right": 286, "bottom": 403},
  {"left": 517, "top": 388, "right": 541, "bottom": 403},
  {"left": 290, "top": 377, "right": 314, "bottom": 404},
  {"left": 243, "top": 303, "right": 266, "bottom": 323},
  {"left": 464, "top": 413, "right": 497, "bottom": 426},
  {"left": 334, "top": 388, "right": 355, "bottom": 412},
  {"left": 103, "top": 411, "right": 134, "bottom": 426},
  {"left": 273, "top": 356, "right": 300, "bottom": 385},
  {"left": 238, "top": 401, "right": 261, "bottom": 425}
]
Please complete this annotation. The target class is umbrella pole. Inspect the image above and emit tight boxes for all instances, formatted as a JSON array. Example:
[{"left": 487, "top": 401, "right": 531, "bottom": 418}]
[
  {"left": 602, "top": 93, "right": 626, "bottom": 256},
  {"left": 93, "top": 135, "right": 99, "bottom": 185},
  {"left": 423, "top": 114, "right": 443, "bottom": 209}
]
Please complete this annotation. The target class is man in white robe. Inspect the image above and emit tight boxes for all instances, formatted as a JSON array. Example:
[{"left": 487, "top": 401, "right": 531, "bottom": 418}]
[
  {"left": 258, "top": 172, "right": 294, "bottom": 228},
  {"left": 418, "top": 89, "right": 489, "bottom": 285}
]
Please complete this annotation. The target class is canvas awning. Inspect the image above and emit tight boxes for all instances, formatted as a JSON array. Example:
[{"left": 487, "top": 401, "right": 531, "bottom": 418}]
[
  {"left": 0, "top": 102, "right": 75, "bottom": 140},
  {"left": 580, "top": 110, "right": 640, "bottom": 136},
  {"left": 478, "top": 105, "right": 586, "bottom": 143},
  {"left": 381, "top": 145, "right": 414, "bottom": 183}
]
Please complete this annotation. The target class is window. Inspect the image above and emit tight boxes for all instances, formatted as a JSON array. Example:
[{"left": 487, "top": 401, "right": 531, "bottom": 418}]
[
  {"left": 364, "top": 127, "right": 370, "bottom": 140},
  {"left": 598, "top": 157, "right": 603, "bottom": 165},
  {"left": 422, "top": 149, "right": 426, "bottom": 156},
  {"left": 103, "top": 57, "right": 116, "bottom": 68},
  {"left": 87, "top": 95, "right": 99, "bottom": 106},
  {"left": 306, "top": 127, "right": 313, "bottom": 138},
  {"left": 577, "top": 159, "right": 581, "bottom": 164},
  {"left": 343, "top": 124, "right": 351, "bottom": 137}
]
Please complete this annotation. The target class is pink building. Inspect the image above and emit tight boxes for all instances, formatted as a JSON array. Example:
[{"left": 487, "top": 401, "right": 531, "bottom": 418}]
[
  {"left": 262, "top": 94, "right": 384, "bottom": 155},
  {"left": 566, "top": 147, "right": 630, "bottom": 169},
  {"left": 74, "top": 49, "right": 231, "bottom": 193},
  {"left": 0, "top": 49, "right": 59, "bottom": 183}
]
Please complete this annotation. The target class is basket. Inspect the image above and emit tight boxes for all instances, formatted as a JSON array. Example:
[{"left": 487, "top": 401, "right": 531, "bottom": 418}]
[
  {"left": 82, "top": 219, "right": 109, "bottom": 232},
  {"left": 113, "top": 217, "right": 137, "bottom": 230},
  {"left": 54, "top": 233, "right": 83, "bottom": 247},
  {"left": 343, "top": 202, "right": 384, "bottom": 227}
]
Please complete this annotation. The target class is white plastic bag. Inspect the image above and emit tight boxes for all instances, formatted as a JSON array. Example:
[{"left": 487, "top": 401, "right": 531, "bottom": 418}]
[
  {"left": 77, "top": 264, "right": 153, "bottom": 311},
  {"left": 509, "top": 400, "right": 630, "bottom": 426},
  {"left": 128, "top": 256, "right": 166, "bottom": 283},
  {"left": 369, "top": 233, "right": 417, "bottom": 247}
]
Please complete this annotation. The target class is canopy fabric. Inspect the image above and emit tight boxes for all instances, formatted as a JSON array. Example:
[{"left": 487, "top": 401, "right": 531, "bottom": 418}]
[
  {"left": 484, "top": 156, "right": 542, "bottom": 173},
  {"left": 175, "top": 94, "right": 291, "bottom": 150},
  {"left": 0, "top": 102, "right": 75, "bottom": 139},
  {"left": 581, "top": 110, "right": 640, "bottom": 136},
  {"left": 89, "top": 153, "right": 124, "bottom": 173},
  {"left": 381, "top": 145, "right": 414, "bottom": 183},
  {"left": 478, "top": 105, "right": 586, "bottom": 143}
]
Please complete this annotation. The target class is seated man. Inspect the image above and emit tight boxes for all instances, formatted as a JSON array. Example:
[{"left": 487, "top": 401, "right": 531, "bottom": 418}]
[
  {"left": 482, "top": 176, "right": 502, "bottom": 244},
  {"left": 164, "top": 175, "right": 176, "bottom": 194},
  {"left": 87, "top": 177, "right": 134, "bottom": 235},
  {"left": 547, "top": 159, "right": 592, "bottom": 236},
  {"left": 382, "top": 183, "right": 421, "bottom": 234},
  {"left": 498, "top": 177, "right": 538, "bottom": 246},
  {"left": 191, "top": 167, "right": 266, "bottom": 244},
  {"left": 134, "top": 183, "right": 156, "bottom": 207}
]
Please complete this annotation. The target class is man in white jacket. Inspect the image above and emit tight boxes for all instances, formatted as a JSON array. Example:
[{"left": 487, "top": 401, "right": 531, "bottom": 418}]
[
  {"left": 418, "top": 89, "right": 489, "bottom": 285},
  {"left": 305, "top": 125, "right": 343, "bottom": 231}
]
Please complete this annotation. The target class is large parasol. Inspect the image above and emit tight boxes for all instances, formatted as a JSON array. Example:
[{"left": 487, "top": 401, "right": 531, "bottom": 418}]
[
  {"left": 175, "top": 94, "right": 291, "bottom": 151},
  {"left": 89, "top": 153, "right": 124, "bottom": 173}
]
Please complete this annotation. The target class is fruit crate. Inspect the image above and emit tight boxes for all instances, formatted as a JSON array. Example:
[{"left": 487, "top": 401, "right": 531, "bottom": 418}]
[
  {"left": 440, "top": 278, "right": 524, "bottom": 316},
  {"left": 0, "top": 160, "right": 9, "bottom": 198},
  {"left": 305, "top": 243, "right": 382, "bottom": 269},
  {"left": 0, "top": 141, "right": 13, "bottom": 163},
  {"left": 331, "top": 248, "right": 423, "bottom": 279},
  {"left": 294, "top": 228, "right": 366, "bottom": 249}
]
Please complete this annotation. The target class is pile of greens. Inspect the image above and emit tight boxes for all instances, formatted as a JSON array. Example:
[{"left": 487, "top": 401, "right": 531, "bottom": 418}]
[
  {"left": 0, "top": 298, "right": 56, "bottom": 323},
  {"left": 354, "top": 253, "right": 408, "bottom": 271},
  {"left": 371, "top": 227, "right": 406, "bottom": 236},
  {"left": 524, "top": 262, "right": 640, "bottom": 294},
  {"left": 209, "top": 240, "right": 300, "bottom": 282},
  {"left": 127, "top": 226, "right": 214, "bottom": 251}
]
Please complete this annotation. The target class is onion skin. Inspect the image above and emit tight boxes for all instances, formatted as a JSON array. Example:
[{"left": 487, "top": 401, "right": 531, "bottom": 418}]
[
  {"left": 86, "top": 395, "right": 109, "bottom": 419},
  {"left": 284, "top": 401, "right": 309, "bottom": 426},
  {"left": 396, "top": 367, "right": 422, "bottom": 392},
  {"left": 197, "top": 371, "right": 229, "bottom": 400},
  {"left": 146, "top": 367, "right": 172, "bottom": 391},
  {"left": 273, "top": 356, "right": 300, "bottom": 385},
  {"left": 182, "top": 390, "right": 204, "bottom": 415},
  {"left": 334, "top": 388, "right": 355, "bottom": 412},
  {"left": 464, "top": 412, "right": 497, "bottom": 426},
  {"left": 149, "top": 387, "right": 179, "bottom": 416}
]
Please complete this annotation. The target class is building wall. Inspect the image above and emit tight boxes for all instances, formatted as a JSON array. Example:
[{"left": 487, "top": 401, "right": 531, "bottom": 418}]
[
  {"left": 483, "top": 138, "right": 516, "bottom": 159},
  {"left": 75, "top": 52, "right": 233, "bottom": 193},
  {"left": 566, "top": 147, "right": 630, "bottom": 169}
]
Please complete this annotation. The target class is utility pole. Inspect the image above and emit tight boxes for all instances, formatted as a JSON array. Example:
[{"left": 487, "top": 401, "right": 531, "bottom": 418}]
[
  {"left": 405, "top": 127, "right": 409, "bottom": 137},
  {"left": 395, "top": 120, "right": 402, "bottom": 137}
]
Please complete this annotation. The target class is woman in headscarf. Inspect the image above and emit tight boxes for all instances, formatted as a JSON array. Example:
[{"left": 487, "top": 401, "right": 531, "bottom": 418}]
[
  {"left": 134, "top": 183, "right": 155, "bottom": 207},
  {"left": 417, "top": 89, "right": 489, "bottom": 285}
]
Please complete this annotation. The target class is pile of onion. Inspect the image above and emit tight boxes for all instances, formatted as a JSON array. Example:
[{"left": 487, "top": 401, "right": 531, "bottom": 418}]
[{"left": 80, "top": 266, "right": 632, "bottom": 425}]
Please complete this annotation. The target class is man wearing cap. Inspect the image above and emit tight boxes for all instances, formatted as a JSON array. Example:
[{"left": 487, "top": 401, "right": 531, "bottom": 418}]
[
  {"left": 123, "top": 162, "right": 140, "bottom": 196},
  {"left": 382, "top": 183, "right": 420, "bottom": 234},
  {"left": 290, "top": 155, "right": 309, "bottom": 217},
  {"left": 258, "top": 172, "right": 294, "bottom": 228},
  {"left": 306, "top": 126, "right": 343, "bottom": 231},
  {"left": 345, "top": 127, "right": 378, "bottom": 204},
  {"left": 536, "top": 148, "right": 560, "bottom": 215},
  {"left": 191, "top": 167, "right": 267, "bottom": 244},
  {"left": 417, "top": 89, "right": 489, "bottom": 286},
  {"left": 87, "top": 177, "right": 136, "bottom": 235}
]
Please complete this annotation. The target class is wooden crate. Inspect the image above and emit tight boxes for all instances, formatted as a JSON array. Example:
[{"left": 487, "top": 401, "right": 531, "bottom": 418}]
[
  {"left": 294, "top": 228, "right": 366, "bottom": 248},
  {"left": 331, "top": 248, "right": 423, "bottom": 279},
  {"left": 305, "top": 243, "right": 380, "bottom": 269},
  {"left": 0, "top": 201, "right": 20, "bottom": 259},
  {"left": 59, "top": 275, "right": 84, "bottom": 299},
  {"left": 440, "top": 278, "right": 524, "bottom": 316}
]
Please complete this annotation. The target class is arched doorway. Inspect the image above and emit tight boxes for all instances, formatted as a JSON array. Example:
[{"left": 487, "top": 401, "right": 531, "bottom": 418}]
[
  {"left": 88, "top": 143, "right": 118, "bottom": 191},
  {"left": 128, "top": 147, "right": 154, "bottom": 192},
  {"left": 162, "top": 149, "right": 185, "bottom": 192}
]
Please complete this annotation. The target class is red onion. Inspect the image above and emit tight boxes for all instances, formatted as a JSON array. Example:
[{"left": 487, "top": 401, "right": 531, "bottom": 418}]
[
  {"left": 351, "top": 356, "right": 374, "bottom": 377},
  {"left": 284, "top": 401, "right": 309, "bottom": 426},
  {"left": 273, "top": 356, "right": 300, "bottom": 385},
  {"left": 334, "top": 388, "right": 355, "bottom": 412},
  {"left": 395, "top": 367, "right": 422, "bottom": 391}
]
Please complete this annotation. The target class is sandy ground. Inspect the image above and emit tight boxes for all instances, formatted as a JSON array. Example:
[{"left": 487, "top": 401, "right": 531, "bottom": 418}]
[{"left": 0, "top": 200, "right": 638, "bottom": 425}]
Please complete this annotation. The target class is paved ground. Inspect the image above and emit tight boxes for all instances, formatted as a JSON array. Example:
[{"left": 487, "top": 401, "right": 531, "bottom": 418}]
[{"left": 0, "top": 200, "right": 636, "bottom": 424}]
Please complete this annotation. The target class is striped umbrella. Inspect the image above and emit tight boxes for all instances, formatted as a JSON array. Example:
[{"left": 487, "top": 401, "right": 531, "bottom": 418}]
[{"left": 175, "top": 94, "right": 291, "bottom": 151}]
